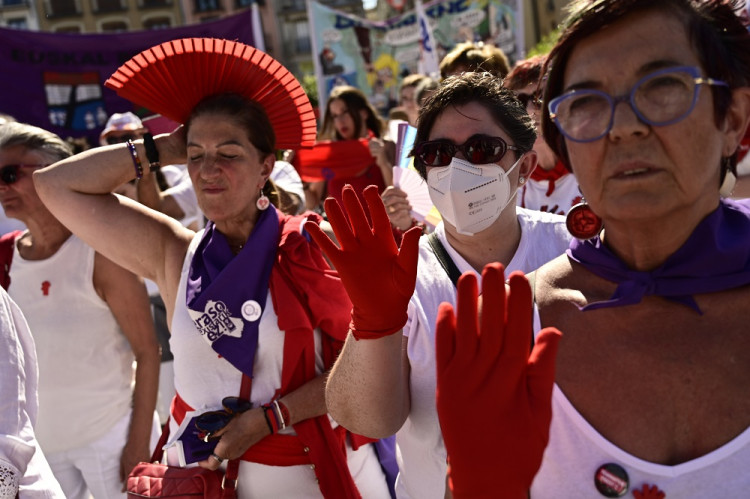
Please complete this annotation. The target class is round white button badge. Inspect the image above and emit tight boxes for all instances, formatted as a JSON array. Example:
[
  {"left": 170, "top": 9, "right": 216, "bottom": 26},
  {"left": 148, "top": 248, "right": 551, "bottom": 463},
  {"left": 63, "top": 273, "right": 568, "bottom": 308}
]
[{"left": 241, "top": 300, "right": 262, "bottom": 322}]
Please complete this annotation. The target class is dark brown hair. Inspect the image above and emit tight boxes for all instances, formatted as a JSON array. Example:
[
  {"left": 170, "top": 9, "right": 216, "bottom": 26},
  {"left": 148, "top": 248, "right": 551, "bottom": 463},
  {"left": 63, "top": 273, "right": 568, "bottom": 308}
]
[
  {"left": 411, "top": 72, "right": 536, "bottom": 179},
  {"left": 188, "top": 93, "right": 275, "bottom": 157},
  {"left": 541, "top": 0, "right": 750, "bottom": 177},
  {"left": 319, "top": 85, "right": 384, "bottom": 141}
]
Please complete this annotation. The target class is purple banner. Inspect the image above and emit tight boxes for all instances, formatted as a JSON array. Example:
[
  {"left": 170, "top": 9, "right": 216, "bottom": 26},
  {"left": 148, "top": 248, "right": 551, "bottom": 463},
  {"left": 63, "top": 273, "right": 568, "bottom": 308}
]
[{"left": 0, "top": 11, "right": 255, "bottom": 145}]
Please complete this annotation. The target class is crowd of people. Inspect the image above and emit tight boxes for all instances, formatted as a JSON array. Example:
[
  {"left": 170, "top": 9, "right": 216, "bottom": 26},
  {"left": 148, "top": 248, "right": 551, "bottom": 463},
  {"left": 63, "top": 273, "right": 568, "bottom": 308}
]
[{"left": 2, "top": 0, "right": 750, "bottom": 497}]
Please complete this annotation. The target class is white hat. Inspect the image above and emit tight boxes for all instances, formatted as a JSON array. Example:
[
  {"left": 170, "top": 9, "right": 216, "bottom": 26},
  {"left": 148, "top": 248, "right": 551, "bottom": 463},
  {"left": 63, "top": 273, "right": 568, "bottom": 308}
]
[{"left": 100, "top": 112, "right": 145, "bottom": 138}]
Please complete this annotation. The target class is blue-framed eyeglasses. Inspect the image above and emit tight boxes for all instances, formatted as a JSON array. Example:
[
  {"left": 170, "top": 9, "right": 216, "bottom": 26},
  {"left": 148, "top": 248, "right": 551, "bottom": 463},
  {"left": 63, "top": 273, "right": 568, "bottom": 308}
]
[{"left": 548, "top": 66, "right": 729, "bottom": 143}]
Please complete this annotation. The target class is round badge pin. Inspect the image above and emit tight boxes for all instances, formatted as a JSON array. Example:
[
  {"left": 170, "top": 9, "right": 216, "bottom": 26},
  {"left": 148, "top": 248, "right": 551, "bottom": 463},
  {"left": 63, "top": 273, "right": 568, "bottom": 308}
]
[
  {"left": 241, "top": 300, "right": 262, "bottom": 322},
  {"left": 594, "top": 463, "right": 629, "bottom": 497}
]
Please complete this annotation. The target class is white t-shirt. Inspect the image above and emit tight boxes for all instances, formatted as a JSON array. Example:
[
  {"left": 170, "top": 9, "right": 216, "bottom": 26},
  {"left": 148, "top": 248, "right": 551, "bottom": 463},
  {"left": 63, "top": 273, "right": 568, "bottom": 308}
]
[
  {"left": 531, "top": 384, "right": 750, "bottom": 497},
  {"left": 167, "top": 231, "right": 390, "bottom": 498},
  {"left": 396, "top": 208, "right": 571, "bottom": 498},
  {"left": 517, "top": 172, "right": 581, "bottom": 216},
  {"left": 0, "top": 288, "right": 65, "bottom": 498},
  {"left": 528, "top": 303, "right": 750, "bottom": 497},
  {"left": 168, "top": 231, "right": 319, "bottom": 413},
  {"left": 9, "top": 235, "right": 134, "bottom": 454}
]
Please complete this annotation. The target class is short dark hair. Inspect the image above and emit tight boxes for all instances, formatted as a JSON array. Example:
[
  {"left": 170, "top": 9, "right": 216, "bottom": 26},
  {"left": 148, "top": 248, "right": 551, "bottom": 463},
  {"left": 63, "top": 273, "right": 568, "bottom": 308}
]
[
  {"left": 187, "top": 93, "right": 275, "bottom": 157},
  {"left": 412, "top": 71, "right": 536, "bottom": 179},
  {"left": 319, "top": 85, "right": 384, "bottom": 140},
  {"left": 541, "top": 0, "right": 750, "bottom": 175}
]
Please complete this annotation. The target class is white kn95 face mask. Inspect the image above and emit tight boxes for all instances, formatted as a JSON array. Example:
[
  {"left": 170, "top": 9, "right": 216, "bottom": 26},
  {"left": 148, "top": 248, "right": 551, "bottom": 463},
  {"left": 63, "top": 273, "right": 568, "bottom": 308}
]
[{"left": 426, "top": 155, "right": 522, "bottom": 236}]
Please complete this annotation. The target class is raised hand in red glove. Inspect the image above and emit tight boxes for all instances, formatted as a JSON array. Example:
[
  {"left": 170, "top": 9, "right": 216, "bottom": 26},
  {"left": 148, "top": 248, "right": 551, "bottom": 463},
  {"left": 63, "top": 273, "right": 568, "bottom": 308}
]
[
  {"left": 435, "top": 263, "right": 562, "bottom": 498},
  {"left": 305, "top": 185, "right": 421, "bottom": 339}
]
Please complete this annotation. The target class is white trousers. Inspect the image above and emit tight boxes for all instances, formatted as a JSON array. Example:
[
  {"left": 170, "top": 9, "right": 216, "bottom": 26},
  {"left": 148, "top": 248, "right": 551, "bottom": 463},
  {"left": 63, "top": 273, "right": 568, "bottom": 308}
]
[{"left": 44, "top": 410, "right": 160, "bottom": 499}]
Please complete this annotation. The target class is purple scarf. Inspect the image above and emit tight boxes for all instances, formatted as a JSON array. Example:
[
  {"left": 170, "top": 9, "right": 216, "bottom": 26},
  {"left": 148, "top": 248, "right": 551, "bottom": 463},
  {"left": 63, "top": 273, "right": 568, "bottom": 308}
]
[
  {"left": 567, "top": 199, "right": 750, "bottom": 314},
  {"left": 186, "top": 205, "right": 280, "bottom": 377}
]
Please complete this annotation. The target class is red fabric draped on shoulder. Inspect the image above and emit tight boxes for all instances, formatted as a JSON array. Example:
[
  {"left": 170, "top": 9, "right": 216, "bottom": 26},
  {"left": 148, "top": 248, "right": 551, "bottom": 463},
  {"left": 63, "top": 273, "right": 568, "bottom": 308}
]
[{"left": 268, "top": 210, "right": 361, "bottom": 499}]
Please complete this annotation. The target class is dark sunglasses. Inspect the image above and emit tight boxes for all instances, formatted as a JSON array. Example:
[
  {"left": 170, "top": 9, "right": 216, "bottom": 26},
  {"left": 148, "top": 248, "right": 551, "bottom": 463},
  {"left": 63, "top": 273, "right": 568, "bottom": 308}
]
[
  {"left": 412, "top": 134, "right": 519, "bottom": 167},
  {"left": 105, "top": 133, "right": 138, "bottom": 145},
  {"left": 194, "top": 396, "right": 252, "bottom": 441},
  {"left": 0, "top": 164, "right": 48, "bottom": 185},
  {"left": 516, "top": 93, "right": 542, "bottom": 109}
]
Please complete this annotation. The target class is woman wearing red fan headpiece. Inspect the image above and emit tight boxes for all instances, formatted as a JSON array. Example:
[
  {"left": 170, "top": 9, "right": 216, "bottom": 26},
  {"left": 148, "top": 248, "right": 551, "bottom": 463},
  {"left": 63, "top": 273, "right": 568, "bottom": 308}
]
[
  {"left": 33, "top": 69, "right": 391, "bottom": 499},
  {"left": 304, "top": 85, "right": 396, "bottom": 215}
]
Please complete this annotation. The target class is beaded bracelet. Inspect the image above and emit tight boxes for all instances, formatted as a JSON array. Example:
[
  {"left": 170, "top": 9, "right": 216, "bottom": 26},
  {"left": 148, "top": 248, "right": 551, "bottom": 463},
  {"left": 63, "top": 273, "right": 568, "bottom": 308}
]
[
  {"left": 125, "top": 140, "right": 143, "bottom": 180},
  {"left": 142, "top": 133, "right": 161, "bottom": 172}
]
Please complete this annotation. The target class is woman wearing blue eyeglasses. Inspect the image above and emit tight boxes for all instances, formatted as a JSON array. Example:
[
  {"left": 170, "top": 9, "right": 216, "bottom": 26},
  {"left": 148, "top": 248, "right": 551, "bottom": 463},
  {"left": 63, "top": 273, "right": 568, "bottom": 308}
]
[
  {"left": 307, "top": 71, "right": 572, "bottom": 498},
  {"left": 428, "top": 0, "right": 750, "bottom": 497}
]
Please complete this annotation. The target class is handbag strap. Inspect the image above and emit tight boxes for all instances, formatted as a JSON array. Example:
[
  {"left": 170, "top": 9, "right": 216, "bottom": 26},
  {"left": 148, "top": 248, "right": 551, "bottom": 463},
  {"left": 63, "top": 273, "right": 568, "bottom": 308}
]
[
  {"left": 427, "top": 232, "right": 462, "bottom": 287},
  {"left": 149, "top": 418, "right": 172, "bottom": 463}
]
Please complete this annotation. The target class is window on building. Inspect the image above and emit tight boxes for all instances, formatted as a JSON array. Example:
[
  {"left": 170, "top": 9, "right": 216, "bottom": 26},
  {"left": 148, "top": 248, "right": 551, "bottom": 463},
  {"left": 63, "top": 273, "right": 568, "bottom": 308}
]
[
  {"left": 101, "top": 20, "right": 127, "bottom": 31},
  {"left": 142, "top": 0, "right": 170, "bottom": 7},
  {"left": 143, "top": 16, "right": 171, "bottom": 29},
  {"left": 55, "top": 24, "right": 81, "bottom": 32},
  {"left": 6, "top": 18, "right": 28, "bottom": 29},
  {"left": 48, "top": 0, "right": 80, "bottom": 17},
  {"left": 194, "top": 0, "right": 218, "bottom": 12},
  {"left": 93, "top": 0, "right": 124, "bottom": 12},
  {"left": 280, "top": 0, "right": 304, "bottom": 11},
  {"left": 294, "top": 20, "right": 311, "bottom": 53}
]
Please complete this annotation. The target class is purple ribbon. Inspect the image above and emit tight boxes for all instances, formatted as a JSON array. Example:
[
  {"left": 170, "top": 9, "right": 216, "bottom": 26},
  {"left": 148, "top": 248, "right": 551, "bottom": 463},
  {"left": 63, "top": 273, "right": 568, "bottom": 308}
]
[
  {"left": 186, "top": 205, "right": 280, "bottom": 377},
  {"left": 567, "top": 199, "right": 750, "bottom": 314}
]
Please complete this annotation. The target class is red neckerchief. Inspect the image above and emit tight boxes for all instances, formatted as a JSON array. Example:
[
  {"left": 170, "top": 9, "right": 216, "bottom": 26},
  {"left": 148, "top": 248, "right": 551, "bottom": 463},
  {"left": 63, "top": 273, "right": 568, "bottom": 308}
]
[
  {"left": 530, "top": 160, "right": 570, "bottom": 197},
  {"left": 268, "top": 210, "right": 362, "bottom": 498}
]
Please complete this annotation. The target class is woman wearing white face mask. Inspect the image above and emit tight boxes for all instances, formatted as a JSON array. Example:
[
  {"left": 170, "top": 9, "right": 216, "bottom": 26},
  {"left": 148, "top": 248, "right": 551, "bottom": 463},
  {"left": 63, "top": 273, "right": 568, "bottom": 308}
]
[{"left": 314, "top": 72, "right": 572, "bottom": 498}]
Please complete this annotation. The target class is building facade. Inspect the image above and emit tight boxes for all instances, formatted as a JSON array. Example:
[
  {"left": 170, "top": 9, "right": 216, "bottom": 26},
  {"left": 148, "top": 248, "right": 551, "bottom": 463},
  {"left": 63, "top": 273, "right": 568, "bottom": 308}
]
[
  {"left": 1, "top": 0, "right": 41, "bottom": 29},
  {"left": 34, "top": 0, "right": 181, "bottom": 33}
]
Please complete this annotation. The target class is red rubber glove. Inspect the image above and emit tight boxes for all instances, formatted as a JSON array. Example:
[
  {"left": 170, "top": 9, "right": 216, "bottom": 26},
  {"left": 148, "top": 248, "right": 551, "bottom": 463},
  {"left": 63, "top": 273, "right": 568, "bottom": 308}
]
[
  {"left": 305, "top": 185, "right": 421, "bottom": 339},
  {"left": 435, "top": 263, "right": 562, "bottom": 498}
]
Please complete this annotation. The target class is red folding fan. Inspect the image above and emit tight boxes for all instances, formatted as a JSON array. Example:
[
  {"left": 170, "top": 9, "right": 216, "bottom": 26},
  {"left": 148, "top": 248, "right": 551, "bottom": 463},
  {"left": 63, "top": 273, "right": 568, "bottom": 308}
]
[{"left": 105, "top": 38, "right": 317, "bottom": 149}]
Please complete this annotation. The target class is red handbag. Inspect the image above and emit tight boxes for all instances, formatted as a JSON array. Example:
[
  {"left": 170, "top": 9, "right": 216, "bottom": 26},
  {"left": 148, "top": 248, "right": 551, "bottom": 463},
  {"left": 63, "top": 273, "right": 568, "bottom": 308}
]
[
  {"left": 126, "top": 376, "right": 251, "bottom": 498},
  {"left": 126, "top": 463, "right": 229, "bottom": 498}
]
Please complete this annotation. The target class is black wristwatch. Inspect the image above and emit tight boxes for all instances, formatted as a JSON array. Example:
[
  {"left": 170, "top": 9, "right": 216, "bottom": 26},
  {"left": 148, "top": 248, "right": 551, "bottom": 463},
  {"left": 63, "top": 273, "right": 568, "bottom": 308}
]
[{"left": 142, "top": 133, "right": 161, "bottom": 172}]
